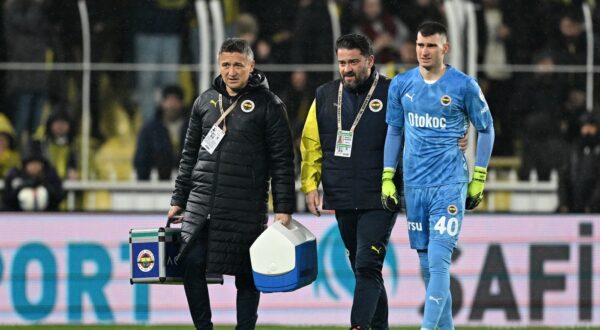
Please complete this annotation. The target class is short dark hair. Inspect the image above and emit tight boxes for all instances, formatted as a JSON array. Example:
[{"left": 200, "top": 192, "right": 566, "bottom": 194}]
[
  {"left": 218, "top": 38, "right": 254, "bottom": 60},
  {"left": 162, "top": 85, "right": 184, "bottom": 100},
  {"left": 417, "top": 21, "right": 448, "bottom": 39},
  {"left": 335, "top": 33, "right": 373, "bottom": 57}
]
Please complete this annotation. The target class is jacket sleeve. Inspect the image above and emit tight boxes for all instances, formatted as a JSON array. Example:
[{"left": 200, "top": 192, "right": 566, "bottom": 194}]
[
  {"left": 43, "top": 166, "right": 64, "bottom": 211},
  {"left": 171, "top": 97, "right": 204, "bottom": 207},
  {"left": 2, "top": 170, "right": 19, "bottom": 211},
  {"left": 265, "top": 95, "right": 296, "bottom": 214},
  {"left": 557, "top": 151, "right": 572, "bottom": 210},
  {"left": 300, "top": 100, "right": 322, "bottom": 193},
  {"left": 133, "top": 124, "right": 152, "bottom": 180}
]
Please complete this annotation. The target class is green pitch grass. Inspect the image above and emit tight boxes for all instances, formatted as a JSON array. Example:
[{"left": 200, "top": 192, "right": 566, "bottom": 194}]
[{"left": 1, "top": 327, "right": 597, "bottom": 330}]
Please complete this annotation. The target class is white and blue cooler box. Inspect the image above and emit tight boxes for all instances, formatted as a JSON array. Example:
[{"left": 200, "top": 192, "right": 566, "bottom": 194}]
[
  {"left": 129, "top": 225, "right": 223, "bottom": 285},
  {"left": 250, "top": 219, "right": 317, "bottom": 293}
]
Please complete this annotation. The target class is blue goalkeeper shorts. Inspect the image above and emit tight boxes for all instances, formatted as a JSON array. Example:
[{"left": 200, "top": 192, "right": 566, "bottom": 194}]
[{"left": 404, "top": 183, "right": 467, "bottom": 250}]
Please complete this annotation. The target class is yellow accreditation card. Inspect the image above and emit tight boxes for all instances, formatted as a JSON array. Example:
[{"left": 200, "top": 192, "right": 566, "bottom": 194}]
[{"left": 334, "top": 130, "right": 354, "bottom": 158}]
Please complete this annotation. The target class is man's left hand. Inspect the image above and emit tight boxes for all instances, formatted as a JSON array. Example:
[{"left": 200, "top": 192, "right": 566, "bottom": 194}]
[
  {"left": 466, "top": 166, "right": 487, "bottom": 210},
  {"left": 458, "top": 134, "right": 468, "bottom": 152},
  {"left": 274, "top": 213, "right": 292, "bottom": 226}
]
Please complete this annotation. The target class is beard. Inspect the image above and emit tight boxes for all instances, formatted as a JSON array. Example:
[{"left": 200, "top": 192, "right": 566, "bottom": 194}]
[{"left": 341, "top": 72, "right": 367, "bottom": 91}]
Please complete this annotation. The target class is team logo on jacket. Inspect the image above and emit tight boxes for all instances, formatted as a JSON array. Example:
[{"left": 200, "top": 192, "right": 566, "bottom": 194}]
[
  {"left": 369, "top": 99, "right": 383, "bottom": 112},
  {"left": 447, "top": 204, "right": 458, "bottom": 215},
  {"left": 440, "top": 95, "right": 452, "bottom": 106},
  {"left": 241, "top": 100, "right": 255, "bottom": 113},
  {"left": 137, "top": 249, "right": 155, "bottom": 272}
]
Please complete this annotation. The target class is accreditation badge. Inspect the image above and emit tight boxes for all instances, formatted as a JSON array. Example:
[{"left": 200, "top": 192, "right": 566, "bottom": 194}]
[
  {"left": 201, "top": 125, "right": 225, "bottom": 154},
  {"left": 334, "top": 130, "right": 354, "bottom": 158}
]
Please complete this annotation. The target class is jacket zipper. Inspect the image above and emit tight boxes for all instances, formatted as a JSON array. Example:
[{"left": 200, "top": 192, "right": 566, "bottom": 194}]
[
  {"left": 208, "top": 146, "right": 221, "bottom": 221},
  {"left": 206, "top": 96, "right": 227, "bottom": 254}
]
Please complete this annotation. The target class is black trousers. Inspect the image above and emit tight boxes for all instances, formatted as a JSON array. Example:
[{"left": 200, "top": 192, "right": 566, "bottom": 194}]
[
  {"left": 335, "top": 209, "right": 397, "bottom": 330},
  {"left": 180, "top": 228, "right": 260, "bottom": 330}
]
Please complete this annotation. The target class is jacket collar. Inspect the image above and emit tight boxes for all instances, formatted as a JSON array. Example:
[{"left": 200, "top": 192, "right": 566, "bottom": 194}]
[{"left": 212, "top": 70, "right": 269, "bottom": 98}]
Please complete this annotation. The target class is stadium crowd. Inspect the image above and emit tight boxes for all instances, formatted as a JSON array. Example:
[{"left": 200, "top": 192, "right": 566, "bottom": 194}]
[{"left": 1, "top": 0, "right": 600, "bottom": 212}]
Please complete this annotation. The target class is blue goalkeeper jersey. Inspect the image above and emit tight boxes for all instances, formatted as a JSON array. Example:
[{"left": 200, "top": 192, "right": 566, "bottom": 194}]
[{"left": 386, "top": 65, "right": 493, "bottom": 187}]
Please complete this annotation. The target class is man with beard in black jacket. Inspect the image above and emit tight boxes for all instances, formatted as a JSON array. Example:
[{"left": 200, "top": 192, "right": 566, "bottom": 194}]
[{"left": 167, "top": 38, "right": 295, "bottom": 329}]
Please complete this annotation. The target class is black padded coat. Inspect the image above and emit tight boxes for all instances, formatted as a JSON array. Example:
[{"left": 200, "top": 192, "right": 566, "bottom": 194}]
[{"left": 170, "top": 71, "right": 295, "bottom": 275}]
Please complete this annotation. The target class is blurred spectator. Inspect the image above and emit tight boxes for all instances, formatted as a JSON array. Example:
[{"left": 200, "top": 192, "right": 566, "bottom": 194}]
[
  {"left": 560, "top": 87, "right": 587, "bottom": 144},
  {"left": 354, "top": 0, "right": 410, "bottom": 64},
  {"left": 0, "top": 114, "right": 21, "bottom": 177},
  {"left": 279, "top": 70, "right": 312, "bottom": 176},
  {"left": 2, "top": 150, "right": 63, "bottom": 211},
  {"left": 394, "top": 0, "right": 444, "bottom": 34},
  {"left": 88, "top": 0, "right": 135, "bottom": 142},
  {"left": 499, "top": 1, "right": 548, "bottom": 64},
  {"left": 548, "top": 10, "right": 587, "bottom": 89},
  {"left": 34, "top": 110, "right": 78, "bottom": 180},
  {"left": 558, "top": 112, "right": 600, "bottom": 213},
  {"left": 510, "top": 51, "right": 569, "bottom": 180},
  {"left": 481, "top": 0, "right": 511, "bottom": 81},
  {"left": 3, "top": 0, "right": 53, "bottom": 147},
  {"left": 398, "top": 39, "right": 418, "bottom": 66},
  {"left": 241, "top": 0, "right": 296, "bottom": 63},
  {"left": 132, "top": 0, "right": 186, "bottom": 123},
  {"left": 234, "top": 13, "right": 272, "bottom": 64},
  {"left": 134, "top": 85, "right": 188, "bottom": 181},
  {"left": 232, "top": 12, "right": 290, "bottom": 95},
  {"left": 479, "top": 0, "right": 514, "bottom": 156},
  {"left": 291, "top": 0, "right": 334, "bottom": 93},
  {"left": 549, "top": 9, "right": 586, "bottom": 65}
]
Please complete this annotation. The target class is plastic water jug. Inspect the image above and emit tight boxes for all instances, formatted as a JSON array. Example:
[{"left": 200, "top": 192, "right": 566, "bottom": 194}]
[{"left": 250, "top": 219, "right": 317, "bottom": 292}]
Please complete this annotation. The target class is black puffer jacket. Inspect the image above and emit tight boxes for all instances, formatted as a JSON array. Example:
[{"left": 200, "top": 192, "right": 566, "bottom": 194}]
[{"left": 171, "top": 71, "right": 295, "bottom": 275}]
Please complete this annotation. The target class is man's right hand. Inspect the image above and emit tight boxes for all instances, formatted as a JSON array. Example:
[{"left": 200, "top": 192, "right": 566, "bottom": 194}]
[
  {"left": 168, "top": 205, "right": 184, "bottom": 223},
  {"left": 305, "top": 190, "right": 321, "bottom": 217},
  {"left": 381, "top": 168, "right": 399, "bottom": 212}
]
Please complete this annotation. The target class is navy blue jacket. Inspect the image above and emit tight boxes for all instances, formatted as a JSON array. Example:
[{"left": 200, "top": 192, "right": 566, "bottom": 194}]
[
  {"left": 315, "top": 70, "right": 397, "bottom": 210},
  {"left": 134, "top": 108, "right": 188, "bottom": 180}
]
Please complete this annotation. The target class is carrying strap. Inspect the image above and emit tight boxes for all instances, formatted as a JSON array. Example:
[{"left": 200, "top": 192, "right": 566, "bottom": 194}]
[
  {"left": 336, "top": 72, "right": 379, "bottom": 132},
  {"left": 216, "top": 94, "right": 240, "bottom": 133}
]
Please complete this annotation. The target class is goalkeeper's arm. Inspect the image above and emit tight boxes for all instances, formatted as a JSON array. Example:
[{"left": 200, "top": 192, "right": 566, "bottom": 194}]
[
  {"left": 466, "top": 124, "right": 495, "bottom": 210},
  {"left": 381, "top": 125, "right": 403, "bottom": 211}
]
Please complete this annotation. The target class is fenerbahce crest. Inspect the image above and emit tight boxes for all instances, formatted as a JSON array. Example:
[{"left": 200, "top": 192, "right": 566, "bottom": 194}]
[
  {"left": 369, "top": 99, "right": 383, "bottom": 112},
  {"left": 440, "top": 95, "right": 452, "bottom": 106},
  {"left": 241, "top": 100, "right": 255, "bottom": 113},
  {"left": 137, "top": 249, "right": 155, "bottom": 272}
]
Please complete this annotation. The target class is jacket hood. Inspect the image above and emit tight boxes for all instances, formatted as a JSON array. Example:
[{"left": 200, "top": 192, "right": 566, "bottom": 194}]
[
  {"left": 212, "top": 69, "right": 269, "bottom": 96},
  {"left": 45, "top": 110, "right": 75, "bottom": 143}
]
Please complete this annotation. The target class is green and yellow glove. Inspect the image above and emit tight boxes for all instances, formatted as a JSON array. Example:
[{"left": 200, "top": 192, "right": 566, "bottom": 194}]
[
  {"left": 466, "top": 166, "right": 487, "bottom": 210},
  {"left": 381, "top": 168, "right": 399, "bottom": 212}
]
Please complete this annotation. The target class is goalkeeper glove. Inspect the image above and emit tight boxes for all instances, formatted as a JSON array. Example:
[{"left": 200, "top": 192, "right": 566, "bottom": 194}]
[
  {"left": 381, "top": 168, "right": 399, "bottom": 212},
  {"left": 466, "top": 166, "right": 487, "bottom": 210}
]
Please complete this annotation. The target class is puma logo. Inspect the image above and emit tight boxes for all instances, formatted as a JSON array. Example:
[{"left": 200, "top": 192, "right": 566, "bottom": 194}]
[
  {"left": 371, "top": 245, "right": 383, "bottom": 255},
  {"left": 209, "top": 99, "right": 218, "bottom": 107},
  {"left": 429, "top": 296, "right": 443, "bottom": 305},
  {"left": 405, "top": 93, "right": 414, "bottom": 102}
]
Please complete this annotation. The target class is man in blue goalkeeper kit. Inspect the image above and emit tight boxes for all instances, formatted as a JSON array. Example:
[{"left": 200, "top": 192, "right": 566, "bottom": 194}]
[{"left": 382, "top": 21, "right": 494, "bottom": 330}]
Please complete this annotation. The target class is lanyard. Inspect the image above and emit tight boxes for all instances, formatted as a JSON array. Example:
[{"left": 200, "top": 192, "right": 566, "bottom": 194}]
[
  {"left": 336, "top": 72, "right": 379, "bottom": 132},
  {"left": 216, "top": 94, "right": 239, "bottom": 133}
]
